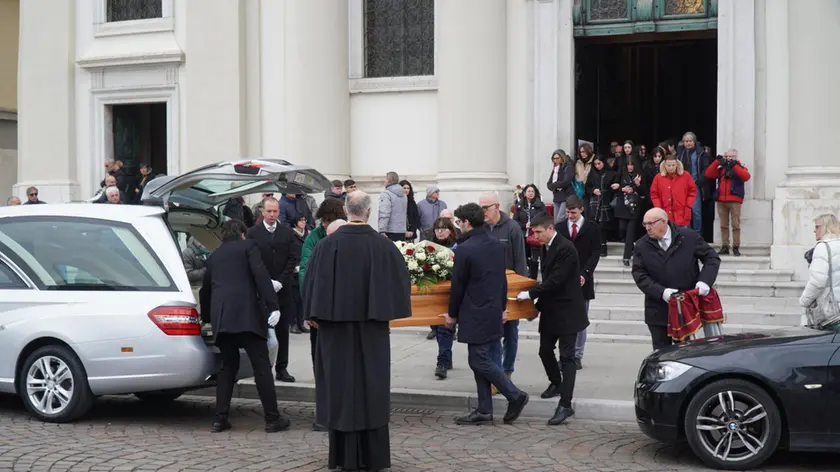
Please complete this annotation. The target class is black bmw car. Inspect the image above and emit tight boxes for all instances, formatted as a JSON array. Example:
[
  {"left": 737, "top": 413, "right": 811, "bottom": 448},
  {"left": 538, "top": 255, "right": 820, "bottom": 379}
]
[{"left": 635, "top": 325, "right": 840, "bottom": 470}]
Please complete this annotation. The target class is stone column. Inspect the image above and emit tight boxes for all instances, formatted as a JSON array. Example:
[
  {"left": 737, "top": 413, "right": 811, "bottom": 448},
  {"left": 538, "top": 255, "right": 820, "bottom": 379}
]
[
  {"left": 14, "top": 0, "right": 80, "bottom": 203},
  {"left": 437, "top": 0, "right": 510, "bottom": 206},
  {"left": 532, "top": 0, "right": 575, "bottom": 193},
  {"left": 279, "top": 0, "right": 350, "bottom": 177},
  {"left": 183, "top": 0, "right": 247, "bottom": 168},
  {"left": 506, "top": 0, "right": 532, "bottom": 188},
  {"left": 771, "top": 0, "right": 840, "bottom": 279}
]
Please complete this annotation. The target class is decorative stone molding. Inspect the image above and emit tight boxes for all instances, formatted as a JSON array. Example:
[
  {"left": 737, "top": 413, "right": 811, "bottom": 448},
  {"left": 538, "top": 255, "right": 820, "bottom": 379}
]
[
  {"left": 349, "top": 76, "right": 438, "bottom": 94},
  {"left": 780, "top": 167, "right": 840, "bottom": 188},
  {"left": 77, "top": 50, "right": 184, "bottom": 70}
]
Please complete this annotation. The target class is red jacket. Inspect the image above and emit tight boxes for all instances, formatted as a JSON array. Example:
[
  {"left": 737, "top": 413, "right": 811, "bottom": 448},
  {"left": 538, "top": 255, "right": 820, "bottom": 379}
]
[
  {"left": 703, "top": 159, "right": 751, "bottom": 203},
  {"left": 650, "top": 172, "right": 697, "bottom": 226}
]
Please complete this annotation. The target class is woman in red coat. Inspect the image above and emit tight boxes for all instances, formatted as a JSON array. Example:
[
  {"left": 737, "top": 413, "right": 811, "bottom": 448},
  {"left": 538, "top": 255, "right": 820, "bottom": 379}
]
[{"left": 650, "top": 155, "right": 697, "bottom": 227}]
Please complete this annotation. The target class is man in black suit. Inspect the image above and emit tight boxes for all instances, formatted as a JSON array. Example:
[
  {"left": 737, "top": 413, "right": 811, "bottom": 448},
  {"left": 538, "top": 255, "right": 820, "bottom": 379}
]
[
  {"left": 556, "top": 196, "right": 601, "bottom": 370},
  {"left": 200, "top": 219, "right": 289, "bottom": 433},
  {"left": 517, "top": 214, "right": 589, "bottom": 426},
  {"left": 247, "top": 197, "right": 298, "bottom": 383},
  {"left": 444, "top": 203, "right": 529, "bottom": 426}
]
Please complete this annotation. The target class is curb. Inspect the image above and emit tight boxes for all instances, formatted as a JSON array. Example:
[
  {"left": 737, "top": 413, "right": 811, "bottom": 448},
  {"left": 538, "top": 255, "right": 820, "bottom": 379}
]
[{"left": 192, "top": 381, "right": 636, "bottom": 423}]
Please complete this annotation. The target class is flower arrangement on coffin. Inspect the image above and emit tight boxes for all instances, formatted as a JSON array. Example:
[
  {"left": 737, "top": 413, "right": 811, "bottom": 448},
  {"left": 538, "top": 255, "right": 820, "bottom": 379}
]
[{"left": 394, "top": 240, "right": 455, "bottom": 291}]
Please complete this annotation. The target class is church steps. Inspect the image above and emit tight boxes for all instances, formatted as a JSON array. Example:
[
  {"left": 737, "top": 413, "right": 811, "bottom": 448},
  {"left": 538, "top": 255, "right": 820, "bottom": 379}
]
[
  {"left": 595, "top": 266, "right": 794, "bottom": 283},
  {"left": 605, "top": 242, "right": 770, "bottom": 257},
  {"left": 596, "top": 255, "right": 771, "bottom": 270},
  {"left": 586, "top": 306, "right": 803, "bottom": 327},
  {"left": 582, "top": 319, "right": 791, "bottom": 337},
  {"left": 594, "top": 278, "right": 804, "bottom": 298}
]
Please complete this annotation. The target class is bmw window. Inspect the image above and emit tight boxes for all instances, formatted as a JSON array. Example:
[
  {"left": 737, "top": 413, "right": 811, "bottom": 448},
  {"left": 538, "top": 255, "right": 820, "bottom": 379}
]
[
  {"left": 0, "top": 217, "right": 177, "bottom": 291},
  {"left": 0, "top": 261, "right": 27, "bottom": 289}
]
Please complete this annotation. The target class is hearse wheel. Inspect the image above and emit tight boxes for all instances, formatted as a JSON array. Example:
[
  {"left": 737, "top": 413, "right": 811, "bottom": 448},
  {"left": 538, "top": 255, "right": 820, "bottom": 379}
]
[
  {"left": 18, "top": 345, "right": 94, "bottom": 423},
  {"left": 684, "top": 379, "right": 781, "bottom": 470}
]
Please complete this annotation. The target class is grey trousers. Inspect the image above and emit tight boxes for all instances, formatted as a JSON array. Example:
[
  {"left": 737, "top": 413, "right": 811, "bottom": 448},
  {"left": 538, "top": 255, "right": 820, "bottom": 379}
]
[
  {"left": 575, "top": 300, "right": 590, "bottom": 359},
  {"left": 554, "top": 202, "right": 567, "bottom": 224}
]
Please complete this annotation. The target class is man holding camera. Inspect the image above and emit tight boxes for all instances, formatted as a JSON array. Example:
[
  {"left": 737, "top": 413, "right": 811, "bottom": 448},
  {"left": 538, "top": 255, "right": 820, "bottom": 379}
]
[{"left": 704, "top": 149, "right": 751, "bottom": 256}]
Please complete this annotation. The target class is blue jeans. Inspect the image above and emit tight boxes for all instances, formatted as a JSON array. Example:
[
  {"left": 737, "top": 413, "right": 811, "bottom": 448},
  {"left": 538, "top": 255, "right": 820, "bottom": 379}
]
[
  {"left": 435, "top": 325, "right": 455, "bottom": 369},
  {"left": 492, "top": 320, "right": 519, "bottom": 374},
  {"left": 574, "top": 301, "right": 590, "bottom": 359},
  {"left": 691, "top": 195, "right": 702, "bottom": 233},
  {"left": 469, "top": 342, "right": 521, "bottom": 415}
]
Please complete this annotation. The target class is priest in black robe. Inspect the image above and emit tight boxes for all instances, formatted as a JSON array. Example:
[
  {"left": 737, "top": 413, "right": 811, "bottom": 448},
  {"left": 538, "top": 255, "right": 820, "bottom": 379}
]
[{"left": 302, "top": 190, "right": 412, "bottom": 472}]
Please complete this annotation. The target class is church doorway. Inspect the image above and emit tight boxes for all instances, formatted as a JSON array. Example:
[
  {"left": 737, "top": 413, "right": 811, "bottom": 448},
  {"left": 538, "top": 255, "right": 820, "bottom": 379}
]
[
  {"left": 574, "top": 30, "right": 718, "bottom": 156},
  {"left": 106, "top": 103, "right": 168, "bottom": 178}
]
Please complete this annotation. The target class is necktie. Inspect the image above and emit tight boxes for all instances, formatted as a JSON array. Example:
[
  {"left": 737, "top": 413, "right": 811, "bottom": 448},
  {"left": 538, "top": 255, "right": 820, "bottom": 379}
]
[
  {"left": 267, "top": 225, "right": 275, "bottom": 233},
  {"left": 571, "top": 223, "right": 578, "bottom": 239},
  {"left": 660, "top": 239, "right": 668, "bottom": 251}
]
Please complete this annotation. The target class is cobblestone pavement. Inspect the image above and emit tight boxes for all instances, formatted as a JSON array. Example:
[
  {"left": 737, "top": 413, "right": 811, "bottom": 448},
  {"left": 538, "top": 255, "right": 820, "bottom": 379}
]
[{"left": 0, "top": 395, "right": 836, "bottom": 472}]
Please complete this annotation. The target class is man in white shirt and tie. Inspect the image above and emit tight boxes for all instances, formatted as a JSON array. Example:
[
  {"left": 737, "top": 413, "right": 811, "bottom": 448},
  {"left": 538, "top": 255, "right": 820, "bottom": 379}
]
[{"left": 631, "top": 208, "right": 721, "bottom": 350}]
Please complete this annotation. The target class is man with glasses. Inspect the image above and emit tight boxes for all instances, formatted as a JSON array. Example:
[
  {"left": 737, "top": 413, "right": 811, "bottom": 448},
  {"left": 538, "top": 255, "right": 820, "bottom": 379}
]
[
  {"left": 631, "top": 208, "right": 720, "bottom": 350},
  {"left": 477, "top": 192, "right": 527, "bottom": 392},
  {"left": 252, "top": 192, "right": 275, "bottom": 225},
  {"left": 23, "top": 187, "right": 45, "bottom": 204}
]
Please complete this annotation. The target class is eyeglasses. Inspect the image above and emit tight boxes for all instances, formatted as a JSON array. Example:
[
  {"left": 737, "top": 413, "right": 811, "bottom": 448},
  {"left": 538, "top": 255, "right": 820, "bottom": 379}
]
[
  {"left": 642, "top": 219, "right": 664, "bottom": 227},
  {"left": 28, "top": 193, "right": 37, "bottom": 197},
  {"left": 481, "top": 204, "right": 497, "bottom": 211}
]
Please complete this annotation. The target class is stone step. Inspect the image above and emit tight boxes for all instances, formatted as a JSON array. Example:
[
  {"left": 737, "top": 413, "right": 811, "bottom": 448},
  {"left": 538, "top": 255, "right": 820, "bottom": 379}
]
[
  {"left": 585, "top": 319, "right": 790, "bottom": 337},
  {"left": 596, "top": 255, "right": 771, "bottom": 270},
  {"left": 592, "top": 293, "right": 804, "bottom": 310},
  {"left": 594, "top": 266, "right": 794, "bottom": 283},
  {"left": 605, "top": 242, "right": 770, "bottom": 257},
  {"left": 594, "top": 278, "right": 805, "bottom": 298},
  {"left": 587, "top": 305, "right": 804, "bottom": 326}
]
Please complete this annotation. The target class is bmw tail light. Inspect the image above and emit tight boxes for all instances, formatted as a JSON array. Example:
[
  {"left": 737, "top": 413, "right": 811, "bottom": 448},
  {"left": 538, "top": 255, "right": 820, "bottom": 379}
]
[{"left": 148, "top": 306, "right": 201, "bottom": 336}]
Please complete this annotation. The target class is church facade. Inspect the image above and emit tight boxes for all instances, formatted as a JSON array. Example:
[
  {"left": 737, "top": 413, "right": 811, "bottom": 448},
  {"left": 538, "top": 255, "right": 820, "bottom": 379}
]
[{"left": 12, "top": 0, "right": 840, "bottom": 280}]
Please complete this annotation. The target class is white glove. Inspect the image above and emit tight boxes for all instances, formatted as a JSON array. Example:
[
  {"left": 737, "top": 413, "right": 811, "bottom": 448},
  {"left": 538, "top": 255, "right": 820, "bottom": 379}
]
[
  {"left": 294, "top": 265, "right": 300, "bottom": 273},
  {"left": 268, "top": 310, "right": 281, "bottom": 327},
  {"left": 662, "top": 288, "right": 678, "bottom": 303},
  {"left": 695, "top": 281, "right": 710, "bottom": 297},
  {"left": 516, "top": 291, "right": 531, "bottom": 301},
  {"left": 271, "top": 280, "right": 283, "bottom": 292}
]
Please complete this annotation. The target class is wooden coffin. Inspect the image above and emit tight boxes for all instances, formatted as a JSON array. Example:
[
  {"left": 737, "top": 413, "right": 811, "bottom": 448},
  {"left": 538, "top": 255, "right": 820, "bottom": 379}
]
[{"left": 390, "top": 270, "right": 539, "bottom": 328}]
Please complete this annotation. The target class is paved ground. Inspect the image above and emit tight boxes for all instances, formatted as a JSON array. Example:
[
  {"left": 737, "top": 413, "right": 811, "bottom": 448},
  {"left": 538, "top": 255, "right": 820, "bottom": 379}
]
[
  {"left": 280, "top": 330, "right": 650, "bottom": 401},
  {"left": 0, "top": 395, "right": 836, "bottom": 472}
]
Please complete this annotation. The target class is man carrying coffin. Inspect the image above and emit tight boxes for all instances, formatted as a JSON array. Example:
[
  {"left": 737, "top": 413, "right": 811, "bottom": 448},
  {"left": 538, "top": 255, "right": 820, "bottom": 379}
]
[{"left": 302, "top": 191, "right": 412, "bottom": 472}]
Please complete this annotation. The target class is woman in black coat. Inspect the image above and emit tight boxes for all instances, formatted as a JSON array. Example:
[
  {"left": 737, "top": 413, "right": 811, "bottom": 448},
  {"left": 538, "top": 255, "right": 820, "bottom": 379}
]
[
  {"left": 513, "top": 184, "right": 548, "bottom": 279},
  {"left": 400, "top": 180, "right": 422, "bottom": 241},
  {"left": 612, "top": 157, "right": 644, "bottom": 266},
  {"left": 585, "top": 157, "right": 617, "bottom": 256}
]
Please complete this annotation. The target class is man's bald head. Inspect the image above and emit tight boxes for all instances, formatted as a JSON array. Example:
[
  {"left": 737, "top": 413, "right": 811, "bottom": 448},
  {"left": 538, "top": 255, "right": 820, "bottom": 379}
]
[
  {"left": 642, "top": 208, "right": 669, "bottom": 239},
  {"left": 326, "top": 219, "right": 348, "bottom": 235},
  {"left": 478, "top": 192, "right": 501, "bottom": 224},
  {"left": 440, "top": 209, "right": 453, "bottom": 219},
  {"left": 345, "top": 190, "right": 372, "bottom": 222}
]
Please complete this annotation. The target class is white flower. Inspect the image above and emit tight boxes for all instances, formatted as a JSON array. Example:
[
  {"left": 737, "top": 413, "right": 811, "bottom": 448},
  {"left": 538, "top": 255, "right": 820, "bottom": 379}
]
[
  {"left": 432, "top": 264, "right": 440, "bottom": 271},
  {"left": 416, "top": 252, "right": 427, "bottom": 261},
  {"left": 445, "top": 260, "right": 454, "bottom": 268},
  {"left": 407, "top": 260, "right": 419, "bottom": 271}
]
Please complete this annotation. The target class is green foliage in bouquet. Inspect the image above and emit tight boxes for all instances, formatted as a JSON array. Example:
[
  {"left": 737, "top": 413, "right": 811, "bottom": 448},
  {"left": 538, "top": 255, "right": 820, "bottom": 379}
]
[{"left": 394, "top": 240, "right": 456, "bottom": 293}]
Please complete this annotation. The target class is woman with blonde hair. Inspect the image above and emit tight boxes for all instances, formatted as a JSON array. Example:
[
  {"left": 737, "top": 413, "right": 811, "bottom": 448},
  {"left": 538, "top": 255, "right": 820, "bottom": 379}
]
[
  {"left": 800, "top": 214, "right": 840, "bottom": 327},
  {"left": 546, "top": 149, "right": 575, "bottom": 224},
  {"left": 649, "top": 154, "right": 697, "bottom": 228}
]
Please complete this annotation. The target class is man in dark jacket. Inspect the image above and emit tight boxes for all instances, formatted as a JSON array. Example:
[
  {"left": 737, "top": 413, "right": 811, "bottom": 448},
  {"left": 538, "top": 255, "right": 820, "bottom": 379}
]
[
  {"left": 517, "top": 214, "right": 589, "bottom": 426},
  {"left": 678, "top": 132, "right": 715, "bottom": 243},
  {"left": 556, "top": 196, "right": 601, "bottom": 369},
  {"left": 444, "top": 203, "right": 529, "bottom": 426},
  {"left": 247, "top": 197, "right": 299, "bottom": 383},
  {"left": 632, "top": 208, "right": 721, "bottom": 351},
  {"left": 479, "top": 192, "right": 527, "bottom": 391},
  {"left": 199, "top": 219, "right": 289, "bottom": 433}
]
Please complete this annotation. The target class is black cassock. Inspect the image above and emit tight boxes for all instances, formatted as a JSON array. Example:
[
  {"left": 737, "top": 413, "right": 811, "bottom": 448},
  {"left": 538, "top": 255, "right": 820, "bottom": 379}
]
[{"left": 301, "top": 223, "right": 411, "bottom": 471}]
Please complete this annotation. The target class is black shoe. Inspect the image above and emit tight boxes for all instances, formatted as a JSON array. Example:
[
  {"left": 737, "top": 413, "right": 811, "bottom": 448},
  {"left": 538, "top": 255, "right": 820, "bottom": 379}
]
[
  {"left": 299, "top": 325, "right": 310, "bottom": 333},
  {"left": 211, "top": 418, "right": 232, "bottom": 433},
  {"left": 733, "top": 246, "right": 741, "bottom": 257},
  {"left": 575, "top": 358, "right": 583, "bottom": 370},
  {"left": 265, "top": 416, "right": 291, "bottom": 433},
  {"left": 600, "top": 247, "right": 608, "bottom": 257},
  {"left": 548, "top": 406, "right": 575, "bottom": 426},
  {"left": 455, "top": 410, "right": 494, "bottom": 425},
  {"left": 426, "top": 329, "right": 437, "bottom": 340},
  {"left": 275, "top": 369, "right": 296, "bottom": 383},
  {"left": 503, "top": 392, "right": 529, "bottom": 424},
  {"left": 622, "top": 259, "right": 630, "bottom": 267},
  {"left": 312, "top": 422, "right": 327, "bottom": 432},
  {"left": 289, "top": 325, "right": 301, "bottom": 334},
  {"left": 434, "top": 365, "right": 447, "bottom": 380},
  {"left": 540, "top": 384, "right": 562, "bottom": 399},
  {"left": 718, "top": 246, "right": 730, "bottom": 255}
]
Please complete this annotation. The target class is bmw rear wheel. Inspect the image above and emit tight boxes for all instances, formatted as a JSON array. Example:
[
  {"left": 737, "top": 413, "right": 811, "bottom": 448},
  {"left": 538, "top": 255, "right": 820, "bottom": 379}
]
[
  {"left": 19, "top": 345, "right": 94, "bottom": 423},
  {"left": 684, "top": 379, "right": 781, "bottom": 470}
]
